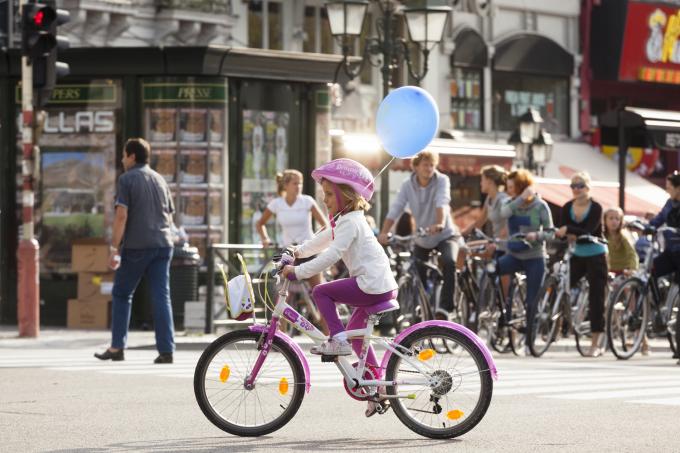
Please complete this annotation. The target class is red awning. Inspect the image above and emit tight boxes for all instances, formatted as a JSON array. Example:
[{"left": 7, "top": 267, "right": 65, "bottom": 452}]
[{"left": 535, "top": 181, "right": 665, "bottom": 217}]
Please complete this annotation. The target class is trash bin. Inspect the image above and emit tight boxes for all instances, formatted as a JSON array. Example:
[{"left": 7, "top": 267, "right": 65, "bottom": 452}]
[{"left": 170, "top": 243, "right": 201, "bottom": 330}]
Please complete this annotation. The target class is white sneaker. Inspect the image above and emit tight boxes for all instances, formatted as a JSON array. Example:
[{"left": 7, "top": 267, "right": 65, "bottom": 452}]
[{"left": 310, "top": 339, "right": 352, "bottom": 356}]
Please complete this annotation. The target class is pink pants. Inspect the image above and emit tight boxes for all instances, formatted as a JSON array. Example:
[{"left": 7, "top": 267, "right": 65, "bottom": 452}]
[{"left": 312, "top": 277, "right": 397, "bottom": 370}]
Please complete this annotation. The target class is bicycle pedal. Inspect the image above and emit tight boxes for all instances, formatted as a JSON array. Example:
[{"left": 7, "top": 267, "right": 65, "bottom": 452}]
[
  {"left": 320, "top": 355, "right": 338, "bottom": 363},
  {"left": 377, "top": 402, "right": 391, "bottom": 415}
]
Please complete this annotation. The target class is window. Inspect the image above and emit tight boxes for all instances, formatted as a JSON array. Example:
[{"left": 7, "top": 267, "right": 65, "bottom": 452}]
[
  {"left": 492, "top": 72, "right": 568, "bottom": 135},
  {"left": 450, "top": 68, "right": 483, "bottom": 131},
  {"left": 248, "top": 0, "right": 283, "bottom": 50},
  {"left": 303, "top": 5, "right": 334, "bottom": 54}
]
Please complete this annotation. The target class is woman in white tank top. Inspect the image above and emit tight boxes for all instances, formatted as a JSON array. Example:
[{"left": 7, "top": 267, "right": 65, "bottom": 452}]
[{"left": 256, "top": 169, "right": 328, "bottom": 331}]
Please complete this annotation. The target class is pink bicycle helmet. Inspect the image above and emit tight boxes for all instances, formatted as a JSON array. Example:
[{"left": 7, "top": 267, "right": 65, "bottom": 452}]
[{"left": 311, "top": 158, "right": 375, "bottom": 201}]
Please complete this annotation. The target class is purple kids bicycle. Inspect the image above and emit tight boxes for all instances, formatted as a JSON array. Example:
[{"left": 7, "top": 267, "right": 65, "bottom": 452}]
[{"left": 194, "top": 252, "right": 498, "bottom": 439}]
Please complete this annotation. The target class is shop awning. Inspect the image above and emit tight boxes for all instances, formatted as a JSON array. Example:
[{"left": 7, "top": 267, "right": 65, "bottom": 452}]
[
  {"left": 535, "top": 178, "right": 663, "bottom": 217},
  {"left": 600, "top": 107, "right": 680, "bottom": 151},
  {"left": 390, "top": 138, "right": 516, "bottom": 175},
  {"left": 538, "top": 141, "right": 668, "bottom": 215}
]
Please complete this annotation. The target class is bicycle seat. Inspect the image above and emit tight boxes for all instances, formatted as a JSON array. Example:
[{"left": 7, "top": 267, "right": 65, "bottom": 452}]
[{"left": 364, "top": 299, "right": 400, "bottom": 315}]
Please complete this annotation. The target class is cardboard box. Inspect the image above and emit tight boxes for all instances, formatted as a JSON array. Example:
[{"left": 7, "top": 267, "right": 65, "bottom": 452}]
[
  {"left": 72, "top": 238, "right": 110, "bottom": 273},
  {"left": 78, "top": 272, "right": 115, "bottom": 300},
  {"left": 67, "top": 299, "right": 111, "bottom": 329}
]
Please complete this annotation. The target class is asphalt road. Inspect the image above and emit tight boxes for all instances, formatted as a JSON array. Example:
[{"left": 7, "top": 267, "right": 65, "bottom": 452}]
[{"left": 1, "top": 345, "right": 678, "bottom": 453}]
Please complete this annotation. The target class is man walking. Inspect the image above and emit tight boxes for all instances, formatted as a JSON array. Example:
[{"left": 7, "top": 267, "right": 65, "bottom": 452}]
[{"left": 95, "top": 138, "right": 176, "bottom": 364}]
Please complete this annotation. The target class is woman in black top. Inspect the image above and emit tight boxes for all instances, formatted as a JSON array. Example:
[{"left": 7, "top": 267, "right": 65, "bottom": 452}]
[{"left": 555, "top": 172, "right": 608, "bottom": 357}]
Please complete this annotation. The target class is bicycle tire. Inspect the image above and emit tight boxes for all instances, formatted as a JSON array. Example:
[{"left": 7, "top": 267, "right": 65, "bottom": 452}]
[
  {"left": 667, "top": 289, "right": 679, "bottom": 355},
  {"left": 385, "top": 326, "right": 493, "bottom": 439},
  {"left": 530, "top": 276, "right": 560, "bottom": 357},
  {"left": 606, "top": 277, "right": 648, "bottom": 360},
  {"left": 194, "top": 330, "right": 305, "bottom": 437},
  {"left": 508, "top": 276, "right": 527, "bottom": 355},
  {"left": 395, "top": 277, "right": 418, "bottom": 333}
]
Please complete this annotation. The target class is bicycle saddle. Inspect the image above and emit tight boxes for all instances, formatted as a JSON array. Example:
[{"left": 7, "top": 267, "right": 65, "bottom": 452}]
[{"left": 364, "top": 299, "right": 400, "bottom": 315}]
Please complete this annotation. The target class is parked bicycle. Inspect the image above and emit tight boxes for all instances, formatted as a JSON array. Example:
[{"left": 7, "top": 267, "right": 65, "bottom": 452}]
[
  {"left": 194, "top": 252, "right": 497, "bottom": 439},
  {"left": 468, "top": 230, "right": 529, "bottom": 355},
  {"left": 606, "top": 224, "right": 680, "bottom": 359},
  {"left": 530, "top": 234, "right": 610, "bottom": 357}
]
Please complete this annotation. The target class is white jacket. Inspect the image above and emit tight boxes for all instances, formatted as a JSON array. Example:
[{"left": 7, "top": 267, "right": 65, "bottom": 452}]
[{"left": 295, "top": 210, "right": 398, "bottom": 295}]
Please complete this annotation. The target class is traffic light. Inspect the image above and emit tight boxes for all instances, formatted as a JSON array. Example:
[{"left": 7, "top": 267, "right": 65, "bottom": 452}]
[{"left": 21, "top": 2, "right": 70, "bottom": 107}]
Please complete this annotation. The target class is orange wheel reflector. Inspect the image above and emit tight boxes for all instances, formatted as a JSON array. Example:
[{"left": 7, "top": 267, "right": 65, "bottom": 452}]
[
  {"left": 418, "top": 349, "right": 435, "bottom": 361},
  {"left": 219, "top": 365, "right": 230, "bottom": 383},
  {"left": 279, "top": 377, "right": 289, "bottom": 395},
  {"left": 447, "top": 409, "right": 464, "bottom": 420}
]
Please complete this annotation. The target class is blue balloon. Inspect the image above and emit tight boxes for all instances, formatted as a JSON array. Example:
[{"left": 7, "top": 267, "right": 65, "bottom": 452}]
[{"left": 376, "top": 86, "right": 439, "bottom": 159}]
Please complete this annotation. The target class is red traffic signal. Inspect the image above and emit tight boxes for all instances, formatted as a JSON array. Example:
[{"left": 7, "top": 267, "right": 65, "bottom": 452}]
[{"left": 33, "top": 10, "right": 44, "bottom": 27}]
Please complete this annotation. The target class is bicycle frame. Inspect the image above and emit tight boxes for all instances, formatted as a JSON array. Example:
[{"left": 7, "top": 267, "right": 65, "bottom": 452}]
[{"left": 245, "top": 277, "right": 437, "bottom": 393}]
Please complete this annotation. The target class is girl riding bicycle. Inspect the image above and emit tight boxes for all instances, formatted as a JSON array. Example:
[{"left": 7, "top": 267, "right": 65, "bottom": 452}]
[{"left": 280, "top": 159, "right": 398, "bottom": 414}]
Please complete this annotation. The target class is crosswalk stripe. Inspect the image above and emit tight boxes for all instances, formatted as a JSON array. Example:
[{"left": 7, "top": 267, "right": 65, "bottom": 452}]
[
  {"left": 546, "top": 386, "right": 680, "bottom": 400},
  {"left": 2, "top": 348, "right": 679, "bottom": 405},
  {"left": 626, "top": 396, "right": 680, "bottom": 405},
  {"left": 495, "top": 378, "right": 680, "bottom": 396}
]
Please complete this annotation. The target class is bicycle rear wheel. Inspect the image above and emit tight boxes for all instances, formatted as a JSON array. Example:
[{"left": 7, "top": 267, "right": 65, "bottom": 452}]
[
  {"left": 385, "top": 326, "right": 493, "bottom": 439},
  {"left": 194, "top": 330, "right": 305, "bottom": 436},
  {"left": 606, "top": 278, "right": 648, "bottom": 360},
  {"left": 667, "top": 289, "right": 679, "bottom": 355},
  {"left": 529, "top": 276, "right": 560, "bottom": 357}
]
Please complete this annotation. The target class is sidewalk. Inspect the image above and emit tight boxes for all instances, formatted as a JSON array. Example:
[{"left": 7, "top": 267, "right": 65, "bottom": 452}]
[{"left": 0, "top": 324, "right": 673, "bottom": 354}]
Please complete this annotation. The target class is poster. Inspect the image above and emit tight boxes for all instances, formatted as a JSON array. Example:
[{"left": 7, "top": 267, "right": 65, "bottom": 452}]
[
  {"left": 180, "top": 149, "right": 207, "bottom": 183},
  {"left": 180, "top": 190, "right": 207, "bottom": 226},
  {"left": 40, "top": 151, "right": 107, "bottom": 269},
  {"left": 147, "top": 108, "right": 177, "bottom": 143},
  {"left": 150, "top": 149, "right": 177, "bottom": 183},
  {"left": 179, "top": 108, "right": 207, "bottom": 143},
  {"left": 241, "top": 110, "right": 289, "bottom": 244}
]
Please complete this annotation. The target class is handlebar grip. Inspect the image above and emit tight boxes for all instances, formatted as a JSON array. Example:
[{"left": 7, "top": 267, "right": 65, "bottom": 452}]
[{"left": 286, "top": 272, "right": 297, "bottom": 281}]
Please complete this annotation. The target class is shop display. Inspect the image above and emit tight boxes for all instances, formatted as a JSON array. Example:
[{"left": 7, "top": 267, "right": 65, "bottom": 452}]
[
  {"left": 151, "top": 149, "right": 177, "bottom": 183},
  {"left": 142, "top": 80, "right": 228, "bottom": 254},
  {"left": 180, "top": 149, "right": 207, "bottom": 184},
  {"left": 148, "top": 108, "right": 177, "bottom": 143},
  {"left": 209, "top": 190, "right": 223, "bottom": 226},
  {"left": 241, "top": 110, "right": 289, "bottom": 243},
  {"left": 15, "top": 82, "right": 121, "bottom": 273},
  {"left": 180, "top": 108, "right": 208, "bottom": 143},
  {"left": 209, "top": 109, "right": 224, "bottom": 143},
  {"left": 180, "top": 190, "right": 207, "bottom": 226},
  {"left": 209, "top": 150, "right": 222, "bottom": 184}
]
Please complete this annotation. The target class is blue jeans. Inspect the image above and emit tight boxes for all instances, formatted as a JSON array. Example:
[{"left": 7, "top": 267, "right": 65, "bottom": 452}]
[
  {"left": 111, "top": 247, "right": 174, "bottom": 353},
  {"left": 497, "top": 254, "right": 545, "bottom": 328}
]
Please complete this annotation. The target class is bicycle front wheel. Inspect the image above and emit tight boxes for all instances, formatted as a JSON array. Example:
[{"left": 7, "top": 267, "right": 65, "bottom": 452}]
[
  {"left": 386, "top": 326, "right": 493, "bottom": 439},
  {"left": 194, "top": 330, "right": 305, "bottom": 436},
  {"left": 606, "top": 278, "right": 648, "bottom": 360},
  {"left": 529, "top": 276, "right": 560, "bottom": 357}
]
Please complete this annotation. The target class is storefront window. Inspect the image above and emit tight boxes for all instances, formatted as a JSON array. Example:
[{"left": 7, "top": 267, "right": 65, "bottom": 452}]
[
  {"left": 450, "top": 67, "right": 482, "bottom": 131},
  {"left": 240, "top": 110, "right": 290, "bottom": 244},
  {"left": 493, "top": 72, "right": 568, "bottom": 135},
  {"left": 15, "top": 80, "right": 122, "bottom": 273},
  {"left": 142, "top": 78, "right": 228, "bottom": 262}
]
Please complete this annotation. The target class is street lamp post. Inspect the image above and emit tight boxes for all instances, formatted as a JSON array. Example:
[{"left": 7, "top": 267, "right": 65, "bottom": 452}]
[
  {"left": 508, "top": 108, "right": 553, "bottom": 175},
  {"left": 325, "top": 0, "right": 451, "bottom": 222}
]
